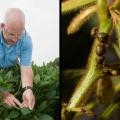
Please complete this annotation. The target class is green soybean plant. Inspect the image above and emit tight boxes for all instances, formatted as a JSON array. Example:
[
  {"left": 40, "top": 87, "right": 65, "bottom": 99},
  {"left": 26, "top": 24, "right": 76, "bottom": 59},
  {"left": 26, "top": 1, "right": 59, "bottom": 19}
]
[{"left": 0, "top": 58, "right": 59, "bottom": 120}]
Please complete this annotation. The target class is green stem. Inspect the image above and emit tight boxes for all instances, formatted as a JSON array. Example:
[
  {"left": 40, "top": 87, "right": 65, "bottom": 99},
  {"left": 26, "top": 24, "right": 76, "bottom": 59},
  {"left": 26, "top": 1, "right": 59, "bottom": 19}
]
[
  {"left": 114, "top": 15, "right": 120, "bottom": 49},
  {"left": 113, "top": 43, "right": 120, "bottom": 58},
  {"left": 99, "top": 102, "right": 120, "bottom": 120},
  {"left": 67, "top": 39, "right": 101, "bottom": 112},
  {"left": 67, "top": 0, "right": 112, "bottom": 112},
  {"left": 62, "top": 0, "right": 96, "bottom": 14},
  {"left": 67, "top": 5, "right": 97, "bottom": 34},
  {"left": 97, "top": 0, "right": 112, "bottom": 33}
]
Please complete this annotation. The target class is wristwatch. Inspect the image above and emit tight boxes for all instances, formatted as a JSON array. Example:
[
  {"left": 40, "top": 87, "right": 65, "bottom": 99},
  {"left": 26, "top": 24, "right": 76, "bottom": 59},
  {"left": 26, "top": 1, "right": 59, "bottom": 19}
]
[{"left": 22, "top": 86, "right": 33, "bottom": 92}]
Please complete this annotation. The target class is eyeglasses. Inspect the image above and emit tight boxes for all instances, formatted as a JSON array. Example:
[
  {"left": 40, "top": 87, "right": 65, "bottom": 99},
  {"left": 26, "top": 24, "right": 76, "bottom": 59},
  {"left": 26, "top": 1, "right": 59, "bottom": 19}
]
[{"left": 3, "top": 28, "right": 26, "bottom": 39}]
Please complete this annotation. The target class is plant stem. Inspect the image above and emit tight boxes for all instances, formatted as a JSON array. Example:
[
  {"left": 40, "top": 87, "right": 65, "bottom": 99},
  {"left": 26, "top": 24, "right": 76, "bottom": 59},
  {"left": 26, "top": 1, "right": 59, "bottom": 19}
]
[
  {"left": 97, "top": 0, "right": 112, "bottom": 33},
  {"left": 113, "top": 43, "right": 120, "bottom": 58},
  {"left": 67, "top": 39, "right": 101, "bottom": 112},
  {"left": 98, "top": 102, "right": 120, "bottom": 120},
  {"left": 67, "top": 5, "right": 97, "bottom": 34},
  {"left": 67, "top": 0, "right": 112, "bottom": 112},
  {"left": 62, "top": 0, "right": 96, "bottom": 14}
]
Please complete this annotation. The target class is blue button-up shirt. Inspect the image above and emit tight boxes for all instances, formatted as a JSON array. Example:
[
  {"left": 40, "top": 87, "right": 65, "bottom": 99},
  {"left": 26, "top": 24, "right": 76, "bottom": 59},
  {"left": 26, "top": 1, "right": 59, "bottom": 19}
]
[{"left": 0, "top": 30, "right": 32, "bottom": 68}]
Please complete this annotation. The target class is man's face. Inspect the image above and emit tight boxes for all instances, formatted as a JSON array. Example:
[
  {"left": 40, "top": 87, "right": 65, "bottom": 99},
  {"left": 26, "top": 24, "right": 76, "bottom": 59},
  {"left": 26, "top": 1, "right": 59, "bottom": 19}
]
[{"left": 3, "top": 24, "right": 25, "bottom": 45}]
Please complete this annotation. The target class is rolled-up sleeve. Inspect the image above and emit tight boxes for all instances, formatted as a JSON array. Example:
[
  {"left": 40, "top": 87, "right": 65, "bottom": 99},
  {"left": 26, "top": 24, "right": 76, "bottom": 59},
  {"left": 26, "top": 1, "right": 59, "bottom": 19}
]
[{"left": 20, "top": 35, "right": 33, "bottom": 66}]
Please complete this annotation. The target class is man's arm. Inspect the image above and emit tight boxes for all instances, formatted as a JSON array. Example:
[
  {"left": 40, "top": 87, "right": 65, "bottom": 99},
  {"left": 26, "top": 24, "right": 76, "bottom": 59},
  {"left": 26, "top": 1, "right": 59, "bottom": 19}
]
[
  {"left": 20, "top": 66, "right": 33, "bottom": 88},
  {"left": 20, "top": 66, "right": 35, "bottom": 110}
]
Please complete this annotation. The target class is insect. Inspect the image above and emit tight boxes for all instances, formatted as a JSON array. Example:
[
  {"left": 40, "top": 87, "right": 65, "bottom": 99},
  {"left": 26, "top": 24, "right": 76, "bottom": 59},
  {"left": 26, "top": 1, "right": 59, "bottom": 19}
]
[
  {"left": 102, "top": 66, "right": 109, "bottom": 73},
  {"left": 95, "top": 32, "right": 108, "bottom": 66},
  {"left": 90, "top": 27, "right": 98, "bottom": 38},
  {"left": 96, "top": 56, "right": 104, "bottom": 64},
  {"left": 96, "top": 76, "right": 114, "bottom": 104},
  {"left": 97, "top": 32, "right": 109, "bottom": 43},
  {"left": 96, "top": 44, "right": 106, "bottom": 56}
]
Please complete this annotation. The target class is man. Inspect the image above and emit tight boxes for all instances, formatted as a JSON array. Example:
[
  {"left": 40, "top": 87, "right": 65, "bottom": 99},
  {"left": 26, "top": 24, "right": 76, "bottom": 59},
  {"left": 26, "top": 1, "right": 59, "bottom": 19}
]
[{"left": 0, "top": 8, "right": 35, "bottom": 110}]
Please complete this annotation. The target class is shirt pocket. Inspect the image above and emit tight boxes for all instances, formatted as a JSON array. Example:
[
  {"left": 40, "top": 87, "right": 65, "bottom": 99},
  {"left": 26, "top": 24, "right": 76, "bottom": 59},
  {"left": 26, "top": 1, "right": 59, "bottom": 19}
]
[
  {"left": 0, "top": 49, "right": 4, "bottom": 60},
  {"left": 15, "top": 49, "right": 20, "bottom": 57},
  {"left": 9, "top": 49, "right": 20, "bottom": 63},
  {"left": 9, "top": 54, "right": 18, "bottom": 63}
]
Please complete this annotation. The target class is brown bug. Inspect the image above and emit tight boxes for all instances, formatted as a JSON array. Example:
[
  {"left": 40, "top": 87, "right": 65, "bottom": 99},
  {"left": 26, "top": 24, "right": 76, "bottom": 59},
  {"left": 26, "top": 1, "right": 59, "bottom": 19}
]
[
  {"left": 102, "top": 66, "right": 109, "bottom": 73},
  {"left": 96, "top": 56, "right": 104, "bottom": 64},
  {"left": 96, "top": 76, "right": 114, "bottom": 104},
  {"left": 97, "top": 32, "right": 109, "bottom": 43},
  {"left": 90, "top": 27, "right": 98, "bottom": 38},
  {"left": 96, "top": 44, "right": 106, "bottom": 56}
]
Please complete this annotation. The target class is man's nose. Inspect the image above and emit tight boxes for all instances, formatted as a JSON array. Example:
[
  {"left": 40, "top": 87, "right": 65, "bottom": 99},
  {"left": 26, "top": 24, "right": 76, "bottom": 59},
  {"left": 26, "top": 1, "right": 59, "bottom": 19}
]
[
  {"left": 11, "top": 37, "right": 18, "bottom": 42},
  {"left": 14, "top": 34, "right": 20, "bottom": 39}
]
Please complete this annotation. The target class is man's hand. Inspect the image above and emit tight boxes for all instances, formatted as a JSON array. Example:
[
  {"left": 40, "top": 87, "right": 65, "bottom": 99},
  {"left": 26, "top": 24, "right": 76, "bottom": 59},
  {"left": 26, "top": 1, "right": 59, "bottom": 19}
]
[
  {"left": 22, "top": 89, "right": 35, "bottom": 110},
  {"left": 1, "top": 92, "right": 23, "bottom": 109}
]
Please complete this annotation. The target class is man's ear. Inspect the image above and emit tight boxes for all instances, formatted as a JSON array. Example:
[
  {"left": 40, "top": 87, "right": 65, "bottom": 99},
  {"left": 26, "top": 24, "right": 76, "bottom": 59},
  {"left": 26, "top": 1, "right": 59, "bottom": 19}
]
[{"left": 0, "top": 23, "right": 5, "bottom": 29}]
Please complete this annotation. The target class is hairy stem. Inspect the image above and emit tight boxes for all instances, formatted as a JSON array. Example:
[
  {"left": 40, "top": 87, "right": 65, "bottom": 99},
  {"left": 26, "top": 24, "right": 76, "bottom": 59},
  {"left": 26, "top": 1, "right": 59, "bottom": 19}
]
[
  {"left": 67, "top": 5, "right": 97, "bottom": 34},
  {"left": 97, "top": 0, "right": 112, "bottom": 32},
  {"left": 67, "top": 0, "right": 112, "bottom": 112},
  {"left": 67, "top": 39, "right": 101, "bottom": 111},
  {"left": 62, "top": 0, "right": 96, "bottom": 14}
]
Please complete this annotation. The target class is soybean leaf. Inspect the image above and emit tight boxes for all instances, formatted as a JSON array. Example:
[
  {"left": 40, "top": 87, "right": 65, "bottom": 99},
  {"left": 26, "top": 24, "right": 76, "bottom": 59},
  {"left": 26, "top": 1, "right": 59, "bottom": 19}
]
[
  {"left": 0, "top": 82, "right": 13, "bottom": 92},
  {"left": 34, "top": 74, "right": 41, "bottom": 84},
  {"left": 20, "top": 107, "right": 32, "bottom": 115},
  {"left": 39, "top": 101, "right": 47, "bottom": 112},
  {"left": 39, "top": 114, "right": 54, "bottom": 120},
  {"left": 7, "top": 110, "right": 20, "bottom": 119},
  {"left": 46, "top": 90, "right": 56, "bottom": 99}
]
